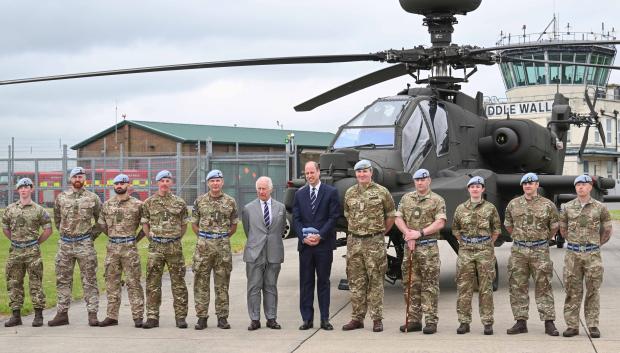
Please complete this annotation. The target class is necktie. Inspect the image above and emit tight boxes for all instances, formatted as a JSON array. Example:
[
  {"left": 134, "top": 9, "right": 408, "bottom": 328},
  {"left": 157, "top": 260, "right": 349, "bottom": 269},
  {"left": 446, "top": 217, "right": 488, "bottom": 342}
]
[
  {"left": 310, "top": 187, "right": 317, "bottom": 212},
  {"left": 263, "top": 201, "right": 270, "bottom": 227}
]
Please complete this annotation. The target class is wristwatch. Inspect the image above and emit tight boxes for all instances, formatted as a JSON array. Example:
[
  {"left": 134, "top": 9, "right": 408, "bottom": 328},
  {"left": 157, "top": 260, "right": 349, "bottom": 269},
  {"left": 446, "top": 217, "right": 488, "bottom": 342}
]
[{"left": 420, "top": 229, "right": 425, "bottom": 237}]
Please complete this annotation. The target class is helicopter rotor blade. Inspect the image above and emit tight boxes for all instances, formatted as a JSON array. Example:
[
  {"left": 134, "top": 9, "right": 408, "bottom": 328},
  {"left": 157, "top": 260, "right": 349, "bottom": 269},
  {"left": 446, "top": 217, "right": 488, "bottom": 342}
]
[
  {"left": 579, "top": 124, "right": 591, "bottom": 160},
  {"left": 502, "top": 57, "right": 620, "bottom": 71},
  {"left": 597, "top": 122, "right": 606, "bottom": 148},
  {"left": 470, "top": 39, "right": 620, "bottom": 54},
  {"left": 294, "top": 63, "right": 411, "bottom": 112},
  {"left": 584, "top": 88, "right": 595, "bottom": 113},
  {"left": 0, "top": 54, "right": 385, "bottom": 86}
]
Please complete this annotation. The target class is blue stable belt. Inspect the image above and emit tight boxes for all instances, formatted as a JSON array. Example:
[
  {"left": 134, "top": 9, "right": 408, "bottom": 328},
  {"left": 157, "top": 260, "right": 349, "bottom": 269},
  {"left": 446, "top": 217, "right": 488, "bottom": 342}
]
[
  {"left": 566, "top": 243, "right": 600, "bottom": 252},
  {"left": 109, "top": 236, "right": 137, "bottom": 244},
  {"left": 61, "top": 234, "right": 91, "bottom": 243},
  {"left": 461, "top": 235, "right": 491, "bottom": 244},
  {"left": 151, "top": 236, "right": 181, "bottom": 244},
  {"left": 198, "top": 231, "right": 228, "bottom": 239},
  {"left": 415, "top": 239, "right": 437, "bottom": 246},
  {"left": 513, "top": 239, "right": 548, "bottom": 248},
  {"left": 11, "top": 239, "right": 39, "bottom": 249}
]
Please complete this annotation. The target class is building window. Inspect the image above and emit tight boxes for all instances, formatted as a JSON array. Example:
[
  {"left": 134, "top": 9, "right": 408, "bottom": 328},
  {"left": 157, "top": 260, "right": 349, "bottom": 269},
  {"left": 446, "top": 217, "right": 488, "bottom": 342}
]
[
  {"left": 608, "top": 160, "right": 613, "bottom": 179},
  {"left": 594, "top": 129, "right": 600, "bottom": 143},
  {"left": 566, "top": 130, "right": 571, "bottom": 143},
  {"left": 583, "top": 160, "right": 589, "bottom": 174},
  {"left": 606, "top": 119, "right": 612, "bottom": 144}
]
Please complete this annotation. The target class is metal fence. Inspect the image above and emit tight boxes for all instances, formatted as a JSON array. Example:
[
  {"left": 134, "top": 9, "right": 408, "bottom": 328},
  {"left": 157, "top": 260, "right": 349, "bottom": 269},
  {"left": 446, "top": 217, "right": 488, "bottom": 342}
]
[{"left": 0, "top": 143, "right": 295, "bottom": 208}]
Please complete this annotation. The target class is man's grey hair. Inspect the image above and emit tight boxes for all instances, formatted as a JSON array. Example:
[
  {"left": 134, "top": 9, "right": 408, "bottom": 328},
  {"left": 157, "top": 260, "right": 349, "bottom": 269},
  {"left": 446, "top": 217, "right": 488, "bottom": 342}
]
[{"left": 256, "top": 176, "right": 273, "bottom": 190}]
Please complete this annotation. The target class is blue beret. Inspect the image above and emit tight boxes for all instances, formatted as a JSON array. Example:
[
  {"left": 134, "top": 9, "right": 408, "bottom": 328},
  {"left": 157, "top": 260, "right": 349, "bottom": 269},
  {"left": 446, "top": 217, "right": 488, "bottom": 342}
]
[
  {"left": 354, "top": 159, "right": 372, "bottom": 171},
  {"left": 520, "top": 172, "right": 539, "bottom": 185},
  {"left": 113, "top": 174, "right": 130, "bottom": 184},
  {"left": 467, "top": 176, "right": 485, "bottom": 187},
  {"left": 413, "top": 168, "right": 430, "bottom": 179},
  {"left": 69, "top": 167, "right": 85, "bottom": 178},
  {"left": 574, "top": 174, "right": 593, "bottom": 185},
  {"left": 155, "top": 170, "right": 173, "bottom": 181},
  {"left": 206, "top": 169, "right": 224, "bottom": 181},
  {"left": 16, "top": 177, "right": 33, "bottom": 188}
]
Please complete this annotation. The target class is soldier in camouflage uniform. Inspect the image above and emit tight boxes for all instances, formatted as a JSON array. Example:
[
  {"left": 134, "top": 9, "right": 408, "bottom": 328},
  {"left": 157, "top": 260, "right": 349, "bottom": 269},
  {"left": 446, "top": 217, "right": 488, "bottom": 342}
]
[
  {"left": 452, "top": 176, "right": 501, "bottom": 335},
  {"left": 2, "top": 178, "right": 52, "bottom": 327},
  {"left": 98, "top": 174, "right": 145, "bottom": 328},
  {"left": 504, "top": 173, "right": 560, "bottom": 336},
  {"left": 49, "top": 167, "right": 102, "bottom": 327},
  {"left": 395, "top": 169, "right": 446, "bottom": 334},
  {"left": 342, "top": 159, "right": 396, "bottom": 333},
  {"left": 191, "top": 169, "right": 238, "bottom": 330},
  {"left": 141, "top": 170, "right": 189, "bottom": 329},
  {"left": 559, "top": 174, "right": 612, "bottom": 339}
]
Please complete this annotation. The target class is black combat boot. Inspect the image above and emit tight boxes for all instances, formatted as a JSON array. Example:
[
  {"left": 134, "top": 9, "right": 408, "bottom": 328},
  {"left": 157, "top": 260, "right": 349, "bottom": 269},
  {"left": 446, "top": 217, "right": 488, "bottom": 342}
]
[
  {"left": 195, "top": 317, "right": 208, "bottom": 330},
  {"left": 484, "top": 324, "right": 493, "bottom": 335},
  {"left": 545, "top": 320, "right": 559, "bottom": 336},
  {"left": 32, "top": 309, "right": 43, "bottom": 327},
  {"left": 88, "top": 312, "right": 99, "bottom": 327},
  {"left": 507, "top": 319, "right": 527, "bottom": 334},
  {"left": 48, "top": 311, "right": 69, "bottom": 327},
  {"left": 217, "top": 317, "right": 231, "bottom": 329},
  {"left": 142, "top": 318, "right": 159, "bottom": 329},
  {"left": 176, "top": 317, "right": 188, "bottom": 329},
  {"left": 456, "top": 323, "right": 470, "bottom": 334},
  {"left": 4, "top": 309, "right": 22, "bottom": 327},
  {"left": 399, "top": 321, "right": 422, "bottom": 332}
]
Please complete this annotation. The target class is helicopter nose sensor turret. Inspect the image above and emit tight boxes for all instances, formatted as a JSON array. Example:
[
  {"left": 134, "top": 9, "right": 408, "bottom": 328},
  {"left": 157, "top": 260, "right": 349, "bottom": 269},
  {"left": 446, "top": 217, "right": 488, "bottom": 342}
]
[{"left": 399, "top": 0, "right": 482, "bottom": 15}]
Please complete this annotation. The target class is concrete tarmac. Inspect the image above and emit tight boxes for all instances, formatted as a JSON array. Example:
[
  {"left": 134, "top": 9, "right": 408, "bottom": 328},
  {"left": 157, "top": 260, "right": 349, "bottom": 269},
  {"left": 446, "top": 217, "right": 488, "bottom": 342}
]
[{"left": 2, "top": 225, "right": 620, "bottom": 353}]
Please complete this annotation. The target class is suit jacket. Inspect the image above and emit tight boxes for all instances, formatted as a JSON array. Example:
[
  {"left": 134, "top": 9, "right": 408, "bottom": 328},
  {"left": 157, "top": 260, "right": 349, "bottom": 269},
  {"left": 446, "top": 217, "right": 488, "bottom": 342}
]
[
  {"left": 242, "top": 198, "right": 285, "bottom": 263},
  {"left": 292, "top": 183, "right": 341, "bottom": 251}
]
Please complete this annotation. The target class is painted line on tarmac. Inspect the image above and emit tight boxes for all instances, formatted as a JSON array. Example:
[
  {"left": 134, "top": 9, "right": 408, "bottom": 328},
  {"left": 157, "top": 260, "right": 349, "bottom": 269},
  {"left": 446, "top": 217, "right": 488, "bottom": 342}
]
[{"left": 289, "top": 298, "right": 351, "bottom": 353}]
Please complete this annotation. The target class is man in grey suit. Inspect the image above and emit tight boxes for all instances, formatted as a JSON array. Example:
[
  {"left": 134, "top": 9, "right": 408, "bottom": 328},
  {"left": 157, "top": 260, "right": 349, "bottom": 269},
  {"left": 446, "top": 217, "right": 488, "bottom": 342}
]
[{"left": 242, "top": 176, "right": 285, "bottom": 331}]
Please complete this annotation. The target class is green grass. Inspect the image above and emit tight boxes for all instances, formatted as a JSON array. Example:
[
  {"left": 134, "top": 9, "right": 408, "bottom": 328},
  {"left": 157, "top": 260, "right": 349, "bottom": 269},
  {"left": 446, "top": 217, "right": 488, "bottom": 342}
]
[
  {"left": 0, "top": 226, "right": 247, "bottom": 316},
  {"left": 610, "top": 210, "right": 620, "bottom": 221}
]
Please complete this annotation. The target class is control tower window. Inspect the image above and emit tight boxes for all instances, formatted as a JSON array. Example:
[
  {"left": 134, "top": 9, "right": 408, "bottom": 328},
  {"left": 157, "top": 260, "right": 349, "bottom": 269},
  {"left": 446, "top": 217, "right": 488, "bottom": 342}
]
[
  {"left": 513, "top": 61, "right": 526, "bottom": 86},
  {"left": 574, "top": 53, "right": 588, "bottom": 84},
  {"left": 599, "top": 55, "right": 612, "bottom": 86},
  {"left": 548, "top": 52, "right": 561, "bottom": 84},
  {"left": 561, "top": 53, "right": 575, "bottom": 84},
  {"left": 500, "top": 63, "right": 514, "bottom": 89}
]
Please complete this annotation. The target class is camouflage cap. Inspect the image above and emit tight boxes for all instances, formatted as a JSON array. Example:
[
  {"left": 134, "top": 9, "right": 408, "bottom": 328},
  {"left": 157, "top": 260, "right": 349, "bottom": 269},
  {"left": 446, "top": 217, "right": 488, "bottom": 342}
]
[
  {"left": 113, "top": 174, "right": 130, "bottom": 184},
  {"left": 467, "top": 176, "right": 485, "bottom": 187},
  {"left": 574, "top": 174, "right": 593, "bottom": 185},
  {"left": 520, "top": 172, "right": 538, "bottom": 185},
  {"left": 155, "top": 170, "right": 173, "bottom": 181},
  {"left": 206, "top": 169, "right": 223, "bottom": 181},
  {"left": 69, "top": 166, "right": 86, "bottom": 178},
  {"left": 354, "top": 159, "right": 372, "bottom": 171},
  {"left": 413, "top": 168, "right": 430, "bottom": 179},
  {"left": 16, "top": 177, "right": 33, "bottom": 188}
]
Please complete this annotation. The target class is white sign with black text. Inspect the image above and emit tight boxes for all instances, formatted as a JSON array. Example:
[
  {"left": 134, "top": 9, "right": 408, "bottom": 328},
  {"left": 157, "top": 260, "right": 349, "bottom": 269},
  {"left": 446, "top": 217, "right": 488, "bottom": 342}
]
[{"left": 485, "top": 100, "right": 554, "bottom": 117}]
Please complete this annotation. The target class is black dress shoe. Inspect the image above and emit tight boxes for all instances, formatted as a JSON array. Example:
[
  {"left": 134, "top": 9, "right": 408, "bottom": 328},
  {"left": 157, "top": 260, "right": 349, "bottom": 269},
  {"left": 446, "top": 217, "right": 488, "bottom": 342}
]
[
  {"left": 321, "top": 320, "right": 334, "bottom": 330},
  {"left": 248, "top": 320, "right": 261, "bottom": 331},
  {"left": 299, "top": 320, "right": 313, "bottom": 330},
  {"left": 266, "top": 319, "right": 281, "bottom": 329}
]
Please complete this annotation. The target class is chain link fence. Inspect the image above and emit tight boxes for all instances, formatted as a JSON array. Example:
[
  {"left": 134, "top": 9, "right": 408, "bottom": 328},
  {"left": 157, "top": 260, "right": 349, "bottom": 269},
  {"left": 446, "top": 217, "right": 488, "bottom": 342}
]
[{"left": 0, "top": 145, "right": 292, "bottom": 208}]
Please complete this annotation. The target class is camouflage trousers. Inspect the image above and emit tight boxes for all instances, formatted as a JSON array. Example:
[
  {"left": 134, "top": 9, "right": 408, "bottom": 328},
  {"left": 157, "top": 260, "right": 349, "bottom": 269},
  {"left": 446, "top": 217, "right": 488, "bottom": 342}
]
[
  {"left": 563, "top": 250, "right": 603, "bottom": 328},
  {"left": 346, "top": 234, "right": 386, "bottom": 321},
  {"left": 145, "top": 241, "right": 188, "bottom": 320},
  {"left": 456, "top": 245, "right": 495, "bottom": 325},
  {"left": 55, "top": 239, "right": 99, "bottom": 313},
  {"left": 507, "top": 245, "right": 555, "bottom": 321},
  {"left": 104, "top": 243, "right": 144, "bottom": 320},
  {"left": 401, "top": 243, "right": 440, "bottom": 325},
  {"left": 5, "top": 246, "right": 45, "bottom": 310},
  {"left": 192, "top": 237, "right": 233, "bottom": 319}
]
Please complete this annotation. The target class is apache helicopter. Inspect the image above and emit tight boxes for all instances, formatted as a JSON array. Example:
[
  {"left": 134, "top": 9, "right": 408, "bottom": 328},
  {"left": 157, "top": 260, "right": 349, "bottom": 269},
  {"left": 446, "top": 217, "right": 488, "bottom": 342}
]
[{"left": 2, "top": 0, "right": 620, "bottom": 288}]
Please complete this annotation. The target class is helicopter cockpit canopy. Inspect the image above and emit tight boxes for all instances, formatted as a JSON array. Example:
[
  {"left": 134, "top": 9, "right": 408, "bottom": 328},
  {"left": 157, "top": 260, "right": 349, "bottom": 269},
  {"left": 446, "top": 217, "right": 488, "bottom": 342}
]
[
  {"left": 402, "top": 99, "right": 449, "bottom": 173},
  {"left": 332, "top": 97, "right": 410, "bottom": 149}
]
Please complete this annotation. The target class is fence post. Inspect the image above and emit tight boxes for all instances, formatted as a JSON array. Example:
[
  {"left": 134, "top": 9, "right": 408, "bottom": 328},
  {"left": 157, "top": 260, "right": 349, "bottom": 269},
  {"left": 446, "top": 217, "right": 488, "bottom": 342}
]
[
  {"left": 147, "top": 157, "right": 152, "bottom": 198},
  {"left": 34, "top": 160, "right": 40, "bottom": 204},
  {"left": 8, "top": 144, "right": 13, "bottom": 204},
  {"left": 196, "top": 141, "right": 202, "bottom": 196},
  {"left": 176, "top": 143, "right": 182, "bottom": 195},
  {"left": 62, "top": 144, "right": 68, "bottom": 189},
  {"left": 120, "top": 143, "right": 124, "bottom": 172}
]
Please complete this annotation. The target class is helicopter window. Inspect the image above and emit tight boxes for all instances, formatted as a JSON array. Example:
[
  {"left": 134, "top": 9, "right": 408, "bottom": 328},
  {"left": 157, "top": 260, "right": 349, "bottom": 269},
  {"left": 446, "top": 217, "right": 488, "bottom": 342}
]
[
  {"left": 332, "top": 127, "right": 395, "bottom": 149},
  {"left": 418, "top": 100, "right": 449, "bottom": 156},
  {"left": 347, "top": 99, "right": 408, "bottom": 127},
  {"left": 401, "top": 104, "right": 432, "bottom": 173}
]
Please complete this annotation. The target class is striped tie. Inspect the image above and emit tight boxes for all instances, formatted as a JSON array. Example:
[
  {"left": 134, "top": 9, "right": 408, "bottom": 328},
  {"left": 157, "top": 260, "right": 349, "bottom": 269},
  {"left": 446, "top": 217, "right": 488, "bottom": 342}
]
[
  {"left": 310, "top": 187, "right": 317, "bottom": 212},
  {"left": 263, "top": 201, "right": 270, "bottom": 228}
]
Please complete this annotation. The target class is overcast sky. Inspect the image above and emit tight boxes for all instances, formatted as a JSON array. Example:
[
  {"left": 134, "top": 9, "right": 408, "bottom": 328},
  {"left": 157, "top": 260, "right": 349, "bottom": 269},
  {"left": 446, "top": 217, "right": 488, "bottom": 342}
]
[{"left": 1, "top": 0, "right": 619, "bottom": 157}]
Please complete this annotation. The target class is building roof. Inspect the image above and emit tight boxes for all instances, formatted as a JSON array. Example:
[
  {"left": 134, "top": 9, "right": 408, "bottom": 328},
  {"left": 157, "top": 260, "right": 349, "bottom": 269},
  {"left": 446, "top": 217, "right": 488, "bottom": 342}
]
[
  {"left": 565, "top": 147, "right": 620, "bottom": 157},
  {"left": 71, "top": 120, "right": 335, "bottom": 150}
]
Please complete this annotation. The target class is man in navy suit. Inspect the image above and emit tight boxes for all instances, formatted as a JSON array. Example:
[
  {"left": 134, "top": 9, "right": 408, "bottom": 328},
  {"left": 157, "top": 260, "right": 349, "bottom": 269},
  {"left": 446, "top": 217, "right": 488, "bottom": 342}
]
[{"left": 293, "top": 161, "right": 341, "bottom": 330}]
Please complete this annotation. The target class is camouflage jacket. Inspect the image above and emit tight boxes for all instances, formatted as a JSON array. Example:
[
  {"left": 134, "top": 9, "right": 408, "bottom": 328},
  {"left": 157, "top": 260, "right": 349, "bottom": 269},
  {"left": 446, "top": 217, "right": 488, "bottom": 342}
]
[
  {"left": 192, "top": 192, "right": 239, "bottom": 234},
  {"left": 560, "top": 197, "right": 612, "bottom": 246},
  {"left": 2, "top": 200, "right": 52, "bottom": 242},
  {"left": 141, "top": 192, "right": 188, "bottom": 238},
  {"left": 54, "top": 188, "right": 101, "bottom": 236},
  {"left": 395, "top": 190, "right": 446, "bottom": 240},
  {"left": 504, "top": 195, "right": 559, "bottom": 241},
  {"left": 344, "top": 181, "right": 396, "bottom": 236},
  {"left": 452, "top": 199, "right": 501, "bottom": 238},
  {"left": 99, "top": 195, "right": 143, "bottom": 237}
]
